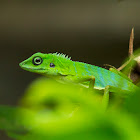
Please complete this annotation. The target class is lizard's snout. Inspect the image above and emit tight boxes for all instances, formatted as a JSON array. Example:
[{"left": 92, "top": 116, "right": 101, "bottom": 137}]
[{"left": 19, "top": 62, "right": 24, "bottom": 67}]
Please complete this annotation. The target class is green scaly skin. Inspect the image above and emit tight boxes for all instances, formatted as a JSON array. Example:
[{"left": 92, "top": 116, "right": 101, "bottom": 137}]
[
  {"left": 19, "top": 52, "right": 140, "bottom": 110},
  {"left": 19, "top": 52, "right": 138, "bottom": 91}
]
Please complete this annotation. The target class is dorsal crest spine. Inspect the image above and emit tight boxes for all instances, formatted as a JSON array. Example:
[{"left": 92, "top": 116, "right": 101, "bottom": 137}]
[{"left": 51, "top": 52, "right": 71, "bottom": 60}]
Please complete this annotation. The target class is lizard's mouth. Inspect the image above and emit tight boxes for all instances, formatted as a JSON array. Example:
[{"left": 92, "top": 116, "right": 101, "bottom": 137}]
[
  {"left": 19, "top": 65, "right": 46, "bottom": 71},
  {"left": 27, "top": 67, "right": 46, "bottom": 70}
]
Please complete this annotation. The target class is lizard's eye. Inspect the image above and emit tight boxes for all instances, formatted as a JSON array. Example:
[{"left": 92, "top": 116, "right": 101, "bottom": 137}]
[
  {"left": 33, "top": 56, "right": 43, "bottom": 65},
  {"left": 50, "top": 63, "right": 55, "bottom": 68}
]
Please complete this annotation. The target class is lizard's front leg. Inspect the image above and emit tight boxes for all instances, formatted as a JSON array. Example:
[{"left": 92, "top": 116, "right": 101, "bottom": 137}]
[
  {"left": 77, "top": 76, "right": 110, "bottom": 112},
  {"left": 102, "top": 85, "right": 129, "bottom": 112},
  {"left": 73, "top": 76, "right": 110, "bottom": 112},
  {"left": 75, "top": 76, "right": 95, "bottom": 91},
  {"left": 102, "top": 85, "right": 110, "bottom": 112}
]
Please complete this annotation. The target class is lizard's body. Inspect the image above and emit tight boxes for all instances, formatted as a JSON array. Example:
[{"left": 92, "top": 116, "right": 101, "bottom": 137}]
[
  {"left": 67, "top": 61, "right": 136, "bottom": 91},
  {"left": 19, "top": 52, "right": 138, "bottom": 92},
  {"left": 20, "top": 52, "right": 140, "bottom": 110}
]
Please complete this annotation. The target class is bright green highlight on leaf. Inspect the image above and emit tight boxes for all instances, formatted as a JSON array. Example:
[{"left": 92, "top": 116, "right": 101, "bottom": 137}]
[{"left": 0, "top": 78, "right": 140, "bottom": 140}]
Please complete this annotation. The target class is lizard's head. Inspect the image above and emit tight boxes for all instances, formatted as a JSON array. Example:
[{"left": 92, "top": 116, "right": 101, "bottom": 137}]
[{"left": 19, "top": 52, "right": 74, "bottom": 77}]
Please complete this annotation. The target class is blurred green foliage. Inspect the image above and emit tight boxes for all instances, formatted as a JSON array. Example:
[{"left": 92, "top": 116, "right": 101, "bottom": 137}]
[{"left": 0, "top": 77, "right": 140, "bottom": 140}]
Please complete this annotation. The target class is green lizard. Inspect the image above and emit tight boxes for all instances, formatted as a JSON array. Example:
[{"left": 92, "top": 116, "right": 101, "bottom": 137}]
[{"left": 19, "top": 52, "right": 140, "bottom": 110}]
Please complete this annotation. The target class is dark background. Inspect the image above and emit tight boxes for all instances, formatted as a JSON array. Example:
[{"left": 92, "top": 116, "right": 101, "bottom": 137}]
[{"left": 0, "top": 0, "right": 140, "bottom": 138}]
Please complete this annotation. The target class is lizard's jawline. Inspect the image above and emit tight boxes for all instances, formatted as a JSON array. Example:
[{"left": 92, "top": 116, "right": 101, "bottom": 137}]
[
  {"left": 29, "top": 68, "right": 46, "bottom": 70},
  {"left": 21, "top": 66, "right": 46, "bottom": 71}
]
